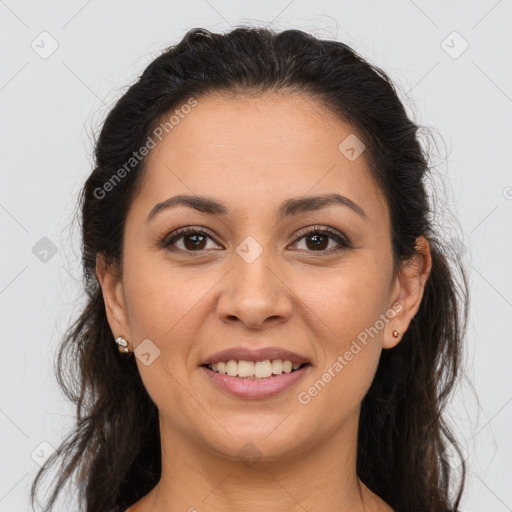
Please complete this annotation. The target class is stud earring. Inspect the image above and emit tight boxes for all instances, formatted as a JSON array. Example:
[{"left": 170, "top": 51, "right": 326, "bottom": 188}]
[
  {"left": 392, "top": 330, "right": 401, "bottom": 339},
  {"left": 115, "top": 335, "right": 133, "bottom": 357}
]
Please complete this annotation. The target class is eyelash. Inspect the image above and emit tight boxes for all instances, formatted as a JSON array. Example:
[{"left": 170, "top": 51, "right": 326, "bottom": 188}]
[{"left": 160, "top": 225, "right": 351, "bottom": 255}]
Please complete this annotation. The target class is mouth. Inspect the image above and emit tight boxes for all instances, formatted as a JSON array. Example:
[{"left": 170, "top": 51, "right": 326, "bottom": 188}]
[
  {"left": 200, "top": 360, "right": 312, "bottom": 399},
  {"left": 201, "top": 360, "right": 312, "bottom": 380}
]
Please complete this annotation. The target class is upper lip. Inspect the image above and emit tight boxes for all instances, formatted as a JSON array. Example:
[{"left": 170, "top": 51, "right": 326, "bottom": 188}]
[{"left": 201, "top": 346, "right": 311, "bottom": 365}]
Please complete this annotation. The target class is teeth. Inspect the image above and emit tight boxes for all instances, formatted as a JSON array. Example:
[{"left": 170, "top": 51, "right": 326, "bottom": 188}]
[{"left": 207, "top": 359, "right": 304, "bottom": 378}]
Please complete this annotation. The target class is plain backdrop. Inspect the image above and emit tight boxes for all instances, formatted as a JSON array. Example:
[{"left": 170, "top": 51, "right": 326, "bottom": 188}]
[{"left": 1, "top": 1, "right": 511, "bottom": 511}]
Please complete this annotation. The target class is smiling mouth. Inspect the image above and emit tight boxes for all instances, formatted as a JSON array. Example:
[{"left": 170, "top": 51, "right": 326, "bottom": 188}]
[{"left": 201, "top": 360, "right": 311, "bottom": 380}]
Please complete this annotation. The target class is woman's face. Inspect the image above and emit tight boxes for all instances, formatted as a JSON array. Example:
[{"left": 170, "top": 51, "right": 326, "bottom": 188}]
[{"left": 101, "top": 92, "right": 422, "bottom": 461}]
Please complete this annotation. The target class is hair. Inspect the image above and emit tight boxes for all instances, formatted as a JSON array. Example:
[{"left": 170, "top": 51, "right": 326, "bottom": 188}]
[{"left": 30, "top": 25, "right": 469, "bottom": 512}]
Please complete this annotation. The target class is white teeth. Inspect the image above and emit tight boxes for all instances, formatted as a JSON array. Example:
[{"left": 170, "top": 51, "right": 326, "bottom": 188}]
[
  {"left": 226, "top": 360, "right": 238, "bottom": 377},
  {"left": 271, "top": 360, "right": 282, "bottom": 374},
  {"left": 255, "top": 360, "right": 273, "bottom": 378},
  {"left": 207, "top": 359, "right": 305, "bottom": 378},
  {"left": 238, "top": 360, "right": 255, "bottom": 377}
]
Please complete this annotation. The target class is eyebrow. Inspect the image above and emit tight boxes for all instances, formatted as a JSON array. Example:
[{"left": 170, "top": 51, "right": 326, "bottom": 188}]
[{"left": 145, "top": 192, "right": 367, "bottom": 223}]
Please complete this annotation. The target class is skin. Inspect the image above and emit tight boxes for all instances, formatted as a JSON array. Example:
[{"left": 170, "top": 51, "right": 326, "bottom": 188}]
[{"left": 97, "top": 92, "right": 431, "bottom": 512}]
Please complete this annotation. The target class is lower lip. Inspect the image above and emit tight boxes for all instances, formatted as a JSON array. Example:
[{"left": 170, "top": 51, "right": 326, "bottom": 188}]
[{"left": 200, "top": 364, "right": 311, "bottom": 399}]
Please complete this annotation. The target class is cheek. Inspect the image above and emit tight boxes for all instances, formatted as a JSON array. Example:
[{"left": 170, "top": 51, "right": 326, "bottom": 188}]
[
  {"left": 120, "top": 253, "right": 210, "bottom": 411},
  {"left": 297, "top": 301, "right": 386, "bottom": 427},
  {"left": 122, "top": 265, "right": 175, "bottom": 340},
  {"left": 305, "top": 261, "right": 390, "bottom": 346},
  {"left": 121, "top": 251, "right": 218, "bottom": 358},
  {"left": 122, "top": 249, "right": 176, "bottom": 323},
  {"left": 297, "top": 261, "right": 390, "bottom": 405}
]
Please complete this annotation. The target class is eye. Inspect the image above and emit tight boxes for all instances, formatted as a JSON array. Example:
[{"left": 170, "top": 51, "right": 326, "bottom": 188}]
[
  {"left": 290, "top": 225, "right": 351, "bottom": 253},
  {"left": 160, "top": 225, "right": 351, "bottom": 254},
  {"left": 160, "top": 227, "right": 221, "bottom": 252}
]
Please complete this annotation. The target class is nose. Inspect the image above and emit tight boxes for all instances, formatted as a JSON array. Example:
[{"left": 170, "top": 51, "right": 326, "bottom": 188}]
[{"left": 216, "top": 249, "right": 293, "bottom": 330}]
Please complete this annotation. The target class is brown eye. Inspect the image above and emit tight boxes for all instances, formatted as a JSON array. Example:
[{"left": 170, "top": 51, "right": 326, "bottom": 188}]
[
  {"left": 180, "top": 232, "right": 208, "bottom": 251},
  {"left": 161, "top": 227, "right": 221, "bottom": 252},
  {"left": 291, "top": 226, "right": 350, "bottom": 253},
  {"left": 160, "top": 225, "right": 351, "bottom": 255}
]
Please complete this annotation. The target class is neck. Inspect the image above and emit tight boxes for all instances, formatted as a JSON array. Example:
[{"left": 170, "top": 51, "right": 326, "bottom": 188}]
[{"left": 138, "top": 409, "right": 389, "bottom": 512}]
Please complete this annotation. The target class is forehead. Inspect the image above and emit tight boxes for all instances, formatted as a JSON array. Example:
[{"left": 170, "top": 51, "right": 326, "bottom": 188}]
[{"left": 133, "top": 92, "right": 389, "bottom": 224}]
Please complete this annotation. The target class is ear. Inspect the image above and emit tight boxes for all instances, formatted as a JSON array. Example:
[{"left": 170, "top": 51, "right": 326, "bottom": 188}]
[
  {"left": 384, "top": 236, "right": 432, "bottom": 349},
  {"left": 95, "top": 252, "right": 131, "bottom": 341}
]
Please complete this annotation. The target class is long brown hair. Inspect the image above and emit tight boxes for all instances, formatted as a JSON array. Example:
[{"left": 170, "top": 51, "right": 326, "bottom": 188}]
[{"left": 30, "top": 26, "right": 469, "bottom": 512}]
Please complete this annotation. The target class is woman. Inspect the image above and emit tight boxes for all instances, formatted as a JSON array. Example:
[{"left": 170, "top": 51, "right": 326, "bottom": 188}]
[{"left": 30, "top": 26, "right": 469, "bottom": 512}]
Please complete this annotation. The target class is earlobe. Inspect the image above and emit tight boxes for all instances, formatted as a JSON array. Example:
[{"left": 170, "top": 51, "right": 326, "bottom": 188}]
[
  {"left": 95, "top": 252, "right": 131, "bottom": 340},
  {"left": 384, "top": 236, "right": 432, "bottom": 349}
]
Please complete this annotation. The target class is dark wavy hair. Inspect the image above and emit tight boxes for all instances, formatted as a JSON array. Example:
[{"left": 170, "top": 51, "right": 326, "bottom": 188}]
[{"left": 30, "top": 26, "right": 469, "bottom": 512}]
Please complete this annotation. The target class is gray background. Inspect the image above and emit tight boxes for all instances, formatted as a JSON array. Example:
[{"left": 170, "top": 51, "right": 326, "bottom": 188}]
[{"left": 1, "top": 1, "right": 511, "bottom": 510}]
